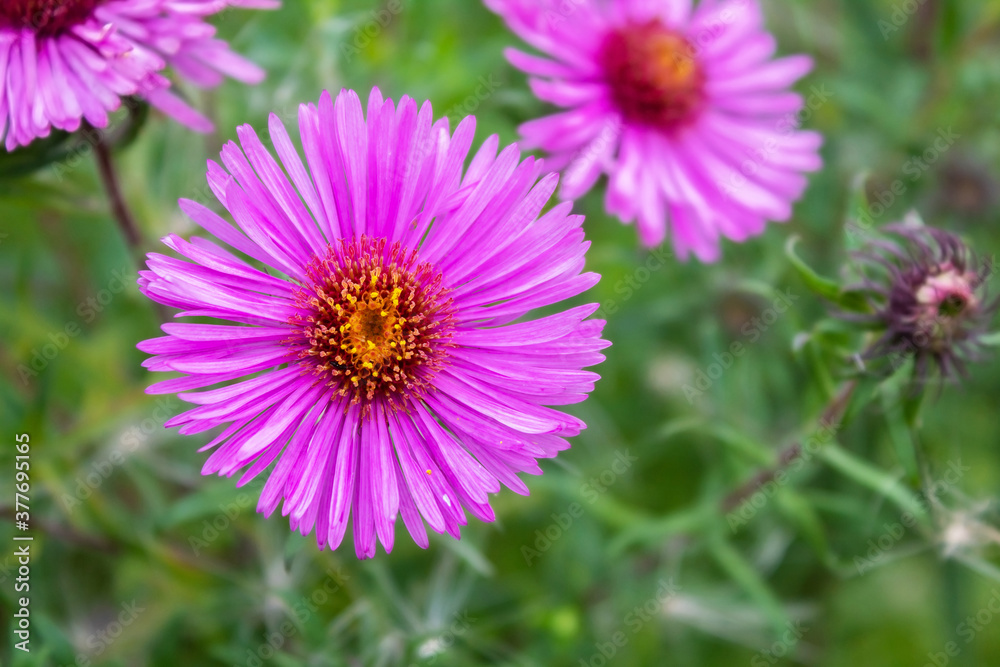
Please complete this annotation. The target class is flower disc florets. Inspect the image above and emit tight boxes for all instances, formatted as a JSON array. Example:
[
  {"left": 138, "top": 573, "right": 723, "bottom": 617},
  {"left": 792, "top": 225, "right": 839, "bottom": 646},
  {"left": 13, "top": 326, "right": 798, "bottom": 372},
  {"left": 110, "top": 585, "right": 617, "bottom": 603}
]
[
  {"left": 599, "top": 21, "right": 706, "bottom": 130},
  {"left": 289, "top": 237, "right": 455, "bottom": 409},
  {"left": 0, "top": 0, "right": 99, "bottom": 35}
]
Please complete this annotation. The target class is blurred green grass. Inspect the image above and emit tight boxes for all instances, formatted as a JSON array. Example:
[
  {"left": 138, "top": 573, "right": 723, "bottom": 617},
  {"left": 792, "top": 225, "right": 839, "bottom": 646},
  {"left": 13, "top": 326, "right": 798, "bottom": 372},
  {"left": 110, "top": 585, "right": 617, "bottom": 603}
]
[{"left": 3, "top": 0, "right": 1000, "bottom": 665}]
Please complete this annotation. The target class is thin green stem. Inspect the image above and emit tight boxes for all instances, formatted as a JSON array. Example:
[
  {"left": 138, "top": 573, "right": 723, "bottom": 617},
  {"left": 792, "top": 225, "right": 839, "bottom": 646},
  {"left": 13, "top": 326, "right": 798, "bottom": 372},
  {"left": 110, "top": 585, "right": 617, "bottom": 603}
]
[{"left": 721, "top": 380, "right": 857, "bottom": 511}]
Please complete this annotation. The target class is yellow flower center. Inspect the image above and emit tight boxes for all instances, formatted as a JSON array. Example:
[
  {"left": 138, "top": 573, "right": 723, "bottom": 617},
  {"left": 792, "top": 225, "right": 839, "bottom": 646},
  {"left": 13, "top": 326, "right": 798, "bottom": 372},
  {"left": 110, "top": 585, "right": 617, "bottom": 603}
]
[{"left": 289, "top": 237, "right": 454, "bottom": 409}]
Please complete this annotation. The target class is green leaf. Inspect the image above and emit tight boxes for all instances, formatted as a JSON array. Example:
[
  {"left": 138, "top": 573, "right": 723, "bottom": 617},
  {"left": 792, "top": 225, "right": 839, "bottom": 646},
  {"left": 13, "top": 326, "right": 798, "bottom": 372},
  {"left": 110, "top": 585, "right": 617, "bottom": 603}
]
[
  {"left": 978, "top": 332, "right": 1000, "bottom": 347},
  {"left": 818, "top": 442, "right": 927, "bottom": 520},
  {"left": 608, "top": 504, "right": 711, "bottom": 555},
  {"left": 879, "top": 377, "right": 919, "bottom": 482},
  {"left": 0, "top": 131, "right": 75, "bottom": 180},
  {"left": 27, "top": 610, "right": 74, "bottom": 662},
  {"left": 109, "top": 98, "right": 151, "bottom": 151},
  {"left": 957, "top": 554, "right": 1000, "bottom": 584},
  {"left": 659, "top": 419, "right": 774, "bottom": 466},
  {"left": 158, "top": 480, "right": 256, "bottom": 529},
  {"left": 802, "top": 333, "right": 839, "bottom": 400},
  {"left": 936, "top": 0, "right": 961, "bottom": 55},
  {"left": 708, "top": 535, "right": 789, "bottom": 636},
  {"left": 0, "top": 99, "right": 148, "bottom": 182},
  {"left": 785, "top": 236, "right": 869, "bottom": 313},
  {"left": 843, "top": 170, "right": 873, "bottom": 254},
  {"left": 775, "top": 490, "right": 831, "bottom": 561},
  {"left": 439, "top": 535, "right": 495, "bottom": 578}
]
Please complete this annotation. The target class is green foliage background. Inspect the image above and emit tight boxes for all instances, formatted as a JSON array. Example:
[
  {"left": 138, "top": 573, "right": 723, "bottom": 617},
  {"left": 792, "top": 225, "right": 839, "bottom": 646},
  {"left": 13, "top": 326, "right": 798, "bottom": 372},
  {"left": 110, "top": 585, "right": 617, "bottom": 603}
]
[{"left": 3, "top": 0, "right": 1000, "bottom": 665}]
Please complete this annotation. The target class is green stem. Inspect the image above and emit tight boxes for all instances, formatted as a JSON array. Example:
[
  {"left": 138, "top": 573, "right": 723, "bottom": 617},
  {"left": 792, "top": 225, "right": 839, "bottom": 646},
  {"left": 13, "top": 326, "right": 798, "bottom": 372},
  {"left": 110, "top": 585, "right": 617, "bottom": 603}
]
[
  {"left": 943, "top": 559, "right": 969, "bottom": 667},
  {"left": 818, "top": 443, "right": 928, "bottom": 520},
  {"left": 721, "top": 380, "right": 857, "bottom": 511}
]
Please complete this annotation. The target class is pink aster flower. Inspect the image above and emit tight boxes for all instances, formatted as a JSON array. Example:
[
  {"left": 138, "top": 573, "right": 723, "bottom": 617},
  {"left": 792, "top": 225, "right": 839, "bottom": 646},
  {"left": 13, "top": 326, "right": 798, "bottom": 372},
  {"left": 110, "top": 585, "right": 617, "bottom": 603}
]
[
  {"left": 137, "top": 88, "right": 608, "bottom": 559},
  {"left": 485, "top": 0, "right": 824, "bottom": 261},
  {"left": 0, "top": 0, "right": 278, "bottom": 151}
]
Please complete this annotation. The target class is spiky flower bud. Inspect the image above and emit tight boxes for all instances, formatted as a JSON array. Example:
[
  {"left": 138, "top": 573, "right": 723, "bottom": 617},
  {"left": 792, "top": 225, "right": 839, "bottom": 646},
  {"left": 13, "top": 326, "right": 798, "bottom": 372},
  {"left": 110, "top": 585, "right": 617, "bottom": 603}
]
[{"left": 851, "top": 221, "right": 996, "bottom": 382}]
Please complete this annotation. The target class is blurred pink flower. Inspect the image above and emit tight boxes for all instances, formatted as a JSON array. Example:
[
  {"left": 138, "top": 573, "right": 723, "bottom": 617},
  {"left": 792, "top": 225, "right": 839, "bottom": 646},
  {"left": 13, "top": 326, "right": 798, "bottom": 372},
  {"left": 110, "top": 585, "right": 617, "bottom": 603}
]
[
  {"left": 486, "top": 0, "right": 824, "bottom": 261},
  {"left": 0, "top": 0, "right": 278, "bottom": 150}
]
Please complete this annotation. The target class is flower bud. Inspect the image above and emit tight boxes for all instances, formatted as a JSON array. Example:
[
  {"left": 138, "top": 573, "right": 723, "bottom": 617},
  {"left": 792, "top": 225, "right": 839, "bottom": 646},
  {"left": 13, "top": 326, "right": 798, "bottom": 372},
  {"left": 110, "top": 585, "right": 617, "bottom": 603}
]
[{"left": 850, "top": 222, "right": 997, "bottom": 382}]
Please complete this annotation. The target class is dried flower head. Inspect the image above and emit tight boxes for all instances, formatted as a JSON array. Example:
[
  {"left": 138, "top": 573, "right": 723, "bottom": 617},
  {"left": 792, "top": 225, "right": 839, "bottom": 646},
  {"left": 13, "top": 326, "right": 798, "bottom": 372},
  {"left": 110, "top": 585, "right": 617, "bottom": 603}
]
[{"left": 851, "top": 222, "right": 997, "bottom": 382}]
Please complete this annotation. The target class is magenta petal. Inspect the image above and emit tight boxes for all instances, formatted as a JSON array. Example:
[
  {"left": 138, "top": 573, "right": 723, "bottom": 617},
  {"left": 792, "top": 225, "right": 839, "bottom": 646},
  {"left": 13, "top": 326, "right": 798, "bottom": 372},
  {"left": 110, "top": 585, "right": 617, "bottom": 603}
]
[
  {"left": 1, "top": 1, "right": 275, "bottom": 150},
  {"left": 137, "top": 87, "right": 606, "bottom": 559},
  {"left": 486, "top": 0, "right": 823, "bottom": 261}
]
